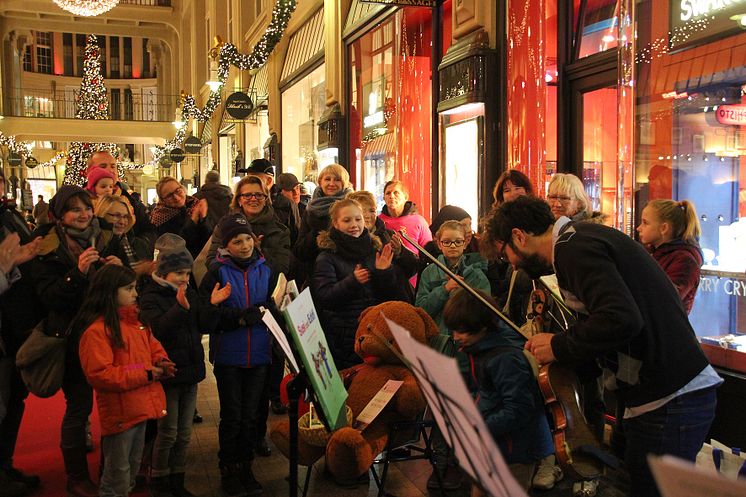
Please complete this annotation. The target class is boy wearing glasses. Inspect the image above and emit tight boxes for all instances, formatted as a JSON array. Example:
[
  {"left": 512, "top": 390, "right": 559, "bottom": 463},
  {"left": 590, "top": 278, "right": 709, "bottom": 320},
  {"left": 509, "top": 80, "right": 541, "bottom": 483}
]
[{"left": 416, "top": 220, "right": 490, "bottom": 334}]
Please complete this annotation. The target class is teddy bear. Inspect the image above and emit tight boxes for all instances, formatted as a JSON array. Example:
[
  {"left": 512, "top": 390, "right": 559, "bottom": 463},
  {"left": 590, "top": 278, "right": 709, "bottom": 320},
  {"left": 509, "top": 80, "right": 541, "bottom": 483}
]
[{"left": 269, "top": 300, "right": 440, "bottom": 484}]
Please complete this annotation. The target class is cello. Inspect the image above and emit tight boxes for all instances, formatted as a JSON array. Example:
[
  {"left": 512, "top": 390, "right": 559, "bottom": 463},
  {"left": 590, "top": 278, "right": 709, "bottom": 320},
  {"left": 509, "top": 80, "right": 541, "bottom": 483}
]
[{"left": 398, "top": 230, "right": 605, "bottom": 480}]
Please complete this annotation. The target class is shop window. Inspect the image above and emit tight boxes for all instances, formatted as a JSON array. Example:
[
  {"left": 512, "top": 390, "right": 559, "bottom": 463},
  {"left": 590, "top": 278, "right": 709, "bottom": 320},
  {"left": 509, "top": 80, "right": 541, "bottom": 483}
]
[
  {"left": 35, "top": 31, "right": 52, "bottom": 74},
  {"left": 123, "top": 37, "right": 132, "bottom": 78},
  {"left": 110, "top": 89, "right": 121, "bottom": 119},
  {"left": 110, "top": 36, "right": 120, "bottom": 78},
  {"left": 576, "top": 0, "right": 619, "bottom": 59},
  {"left": 634, "top": 0, "right": 745, "bottom": 337},
  {"left": 348, "top": 7, "right": 436, "bottom": 219},
  {"left": 281, "top": 64, "right": 327, "bottom": 190}
]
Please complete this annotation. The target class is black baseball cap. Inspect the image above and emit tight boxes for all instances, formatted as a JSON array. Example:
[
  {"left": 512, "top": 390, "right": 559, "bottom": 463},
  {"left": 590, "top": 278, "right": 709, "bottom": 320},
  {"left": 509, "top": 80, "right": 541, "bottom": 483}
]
[{"left": 241, "top": 158, "right": 274, "bottom": 177}]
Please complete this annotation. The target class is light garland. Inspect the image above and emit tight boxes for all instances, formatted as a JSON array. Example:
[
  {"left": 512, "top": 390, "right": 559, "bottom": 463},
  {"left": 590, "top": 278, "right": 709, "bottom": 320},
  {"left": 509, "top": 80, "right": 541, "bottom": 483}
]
[
  {"left": 52, "top": 0, "right": 119, "bottom": 17},
  {"left": 635, "top": 16, "right": 711, "bottom": 64},
  {"left": 151, "top": 0, "right": 297, "bottom": 164},
  {"left": 0, "top": 132, "right": 66, "bottom": 169}
]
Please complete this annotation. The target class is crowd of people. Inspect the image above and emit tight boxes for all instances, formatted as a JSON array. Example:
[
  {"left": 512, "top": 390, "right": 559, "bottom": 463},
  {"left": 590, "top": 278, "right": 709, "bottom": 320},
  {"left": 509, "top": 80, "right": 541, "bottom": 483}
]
[{"left": 0, "top": 153, "right": 717, "bottom": 497}]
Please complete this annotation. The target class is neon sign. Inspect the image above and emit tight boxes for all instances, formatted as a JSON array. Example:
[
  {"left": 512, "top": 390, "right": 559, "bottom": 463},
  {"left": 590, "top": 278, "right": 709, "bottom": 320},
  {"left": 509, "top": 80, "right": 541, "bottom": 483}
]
[{"left": 680, "top": 0, "right": 746, "bottom": 22}]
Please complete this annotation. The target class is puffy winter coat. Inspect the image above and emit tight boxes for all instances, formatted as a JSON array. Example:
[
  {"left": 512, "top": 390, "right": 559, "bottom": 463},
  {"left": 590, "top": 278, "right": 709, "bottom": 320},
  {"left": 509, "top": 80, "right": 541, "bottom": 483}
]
[
  {"left": 199, "top": 253, "right": 273, "bottom": 367},
  {"left": 139, "top": 277, "right": 243, "bottom": 386},
  {"left": 650, "top": 240, "right": 703, "bottom": 314},
  {"left": 79, "top": 305, "right": 168, "bottom": 436},
  {"left": 310, "top": 230, "right": 412, "bottom": 369},
  {"left": 416, "top": 253, "right": 490, "bottom": 333},
  {"left": 463, "top": 331, "right": 554, "bottom": 464}
]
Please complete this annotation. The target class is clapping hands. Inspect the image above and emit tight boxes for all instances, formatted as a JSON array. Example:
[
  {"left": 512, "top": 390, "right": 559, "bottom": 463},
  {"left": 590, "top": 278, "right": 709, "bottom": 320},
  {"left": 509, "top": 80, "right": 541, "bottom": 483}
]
[
  {"left": 0, "top": 233, "right": 42, "bottom": 275},
  {"left": 210, "top": 282, "right": 232, "bottom": 305}
]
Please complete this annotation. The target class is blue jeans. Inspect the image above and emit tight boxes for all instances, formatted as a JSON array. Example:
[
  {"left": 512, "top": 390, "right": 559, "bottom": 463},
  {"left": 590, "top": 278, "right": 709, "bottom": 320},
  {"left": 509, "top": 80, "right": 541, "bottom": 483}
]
[
  {"left": 623, "top": 386, "right": 717, "bottom": 497},
  {"left": 100, "top": 422, "right": 147, "bottom": 497},
  {"left": 214, "top": 364, "right": 267, "bottom": 466},
  {"left": 151, "top": 383, "right": 198, "bottom": 477}
]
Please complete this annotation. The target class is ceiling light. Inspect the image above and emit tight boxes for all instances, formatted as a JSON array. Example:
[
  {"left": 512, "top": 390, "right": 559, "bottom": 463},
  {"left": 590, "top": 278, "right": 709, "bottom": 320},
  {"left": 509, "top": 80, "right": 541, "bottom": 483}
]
[{"left": 52, "top": 0, "right": 119, "bottom": 17}]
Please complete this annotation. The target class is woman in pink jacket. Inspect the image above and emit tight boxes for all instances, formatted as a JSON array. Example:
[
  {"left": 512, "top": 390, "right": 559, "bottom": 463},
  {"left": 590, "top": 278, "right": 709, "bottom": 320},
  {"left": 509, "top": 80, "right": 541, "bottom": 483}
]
[
  {"left": 77, "top": 265, "right": 174, "bottom": 497},
  {"left": 378, "top": 180, "right": 432, "bottom": 255}
]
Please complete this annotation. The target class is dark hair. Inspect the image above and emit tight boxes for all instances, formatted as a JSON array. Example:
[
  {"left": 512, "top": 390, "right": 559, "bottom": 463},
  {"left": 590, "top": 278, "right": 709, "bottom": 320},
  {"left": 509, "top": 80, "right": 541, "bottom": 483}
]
[
  {"left": 479, "top": 196, "right": 554, "bottom": 260},
  {"left": 443, "top": 288, "right": 498, "bottom": 334},
  {"left": 62, "top": 192, "right": 94, "bottom": 214},
  {"left": 69, "top": 265, "right": 137, "bottom": 349},
  {"left": 492, "top": 170, "right": 535, "bottom": 207}
]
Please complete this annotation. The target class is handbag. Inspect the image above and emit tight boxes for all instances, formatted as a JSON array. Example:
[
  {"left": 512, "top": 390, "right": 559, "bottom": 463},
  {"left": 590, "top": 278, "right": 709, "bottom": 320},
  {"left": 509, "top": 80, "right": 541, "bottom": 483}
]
[{"left": 15, "top": 320, "right": 69, "bottom": 398}]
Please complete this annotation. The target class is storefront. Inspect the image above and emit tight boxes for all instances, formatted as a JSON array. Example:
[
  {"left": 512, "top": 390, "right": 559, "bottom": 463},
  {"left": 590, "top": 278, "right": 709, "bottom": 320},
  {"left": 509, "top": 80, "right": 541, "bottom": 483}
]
[
  {"left": 345, "top": 0, "right": 452, "bottom": 219},
  {"left": 246, "top": 64, "right": 271, "bottom": 164},
  {"left": 280, "top": 7, "right": 333, "bottom": 194}
]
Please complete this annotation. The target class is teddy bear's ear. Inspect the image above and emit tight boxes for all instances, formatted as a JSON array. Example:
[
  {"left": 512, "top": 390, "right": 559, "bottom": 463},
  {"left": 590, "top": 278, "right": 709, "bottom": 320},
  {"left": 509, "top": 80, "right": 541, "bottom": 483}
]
[{"left": 413, "top": 306, "right": 440, "bottom": 341}]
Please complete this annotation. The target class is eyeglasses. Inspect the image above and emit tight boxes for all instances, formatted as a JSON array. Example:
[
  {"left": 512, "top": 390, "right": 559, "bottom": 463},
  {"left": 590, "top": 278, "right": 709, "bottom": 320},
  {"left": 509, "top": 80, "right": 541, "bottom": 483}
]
[
  {"left": 162, "top": 187, "right": 184, "bottom": 201},
  {"left": 440, "top": 239, "right": 465, "bottom": 248},
  {"left": 497, "top": 241, "right": 510, "bottom": 263},
  {"left": 105, "top": 213, "right": 132, "bottom": 222},
  {"left": 239, "top": 192, "right": 268, "bottom": 201},
  {"left": 546, "top": 194, "right": 572, "bottom": 203}
]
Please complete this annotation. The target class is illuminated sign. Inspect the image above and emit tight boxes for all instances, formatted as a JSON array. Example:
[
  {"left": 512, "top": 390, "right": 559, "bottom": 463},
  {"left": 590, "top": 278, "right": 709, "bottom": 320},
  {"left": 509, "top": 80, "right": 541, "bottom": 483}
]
[
  {"left": 363, "top": 111, "right": 384, "bottom": 129},
  {"left": 670, "top": 0, "right": 746, "bottom": 49},
  {"left": 716, "top": 104, "right": 746, "bottom": 125}
]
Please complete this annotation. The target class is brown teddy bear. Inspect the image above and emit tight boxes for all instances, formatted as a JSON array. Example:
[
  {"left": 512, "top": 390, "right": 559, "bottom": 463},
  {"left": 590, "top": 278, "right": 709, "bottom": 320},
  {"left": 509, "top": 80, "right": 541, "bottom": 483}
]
[{"left": 269, "top": 300, "right": 439, "bottom": 484}]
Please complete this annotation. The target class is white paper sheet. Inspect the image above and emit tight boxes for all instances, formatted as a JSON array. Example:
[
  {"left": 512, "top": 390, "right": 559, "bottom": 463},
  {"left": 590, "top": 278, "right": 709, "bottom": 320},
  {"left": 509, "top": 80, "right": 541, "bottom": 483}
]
[
  {"left": 649, "top": 454, "right": 746, "bottom": 497},
  {"left": 261, "top": 308, "right": 299, "bottom": 374},
  {"left": 385, "top": 316, "right": 528, "bottom": 497}
]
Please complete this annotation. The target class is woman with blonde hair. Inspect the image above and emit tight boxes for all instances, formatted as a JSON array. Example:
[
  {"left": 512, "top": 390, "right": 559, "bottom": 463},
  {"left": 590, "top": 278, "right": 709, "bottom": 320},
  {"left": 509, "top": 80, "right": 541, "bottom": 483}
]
[
  {"left": 546, "top": 173, "right": 605, "bottom": 223},
  {"left": 637, "top": 199, "right": 703, "bottom": 313},
  {"left": 95, "top": 196, "right": 152, "bottom": 273},
  {"left": 293, "top": 164, "right": 354, "bottom": 286}
]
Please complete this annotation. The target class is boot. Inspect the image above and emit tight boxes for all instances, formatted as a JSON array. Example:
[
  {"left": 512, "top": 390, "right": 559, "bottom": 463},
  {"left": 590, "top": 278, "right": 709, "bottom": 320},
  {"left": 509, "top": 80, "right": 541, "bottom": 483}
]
[
  {"left": 149, "top": 475, "right": 175, "bottom": 497},
  {"left": 532, "top": 454, "right": 563, "bottom": 490},
  {"left": 237, "top": 462, "right": 262, "bottom": 497},
  {"left": 62, "top": 448, "right": 97, "bottom": 497},
  {"left": 219, "top": 463, "right": 247, "bottom": 497},
  {"left": 169, "top": 473, "right": 196, "bottom": 497},
  {"left": 0, "top": 468, "right": 28, "bottom": 497}
]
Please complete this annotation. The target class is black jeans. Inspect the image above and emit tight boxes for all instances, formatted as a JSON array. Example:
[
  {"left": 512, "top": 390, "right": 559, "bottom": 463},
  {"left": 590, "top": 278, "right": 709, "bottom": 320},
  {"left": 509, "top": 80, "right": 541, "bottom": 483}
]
[
  {"left": 60, "top": 377, "right": 94, "bottom": 452},
  {"left": 213, "top": 365, "right": 267, "bottom": 466},
  {"left": 0, "top": 365, "right": 29, "bottom": 468},
  {"left": 256, "top": 349, "right": 285, "bottom": 440}
]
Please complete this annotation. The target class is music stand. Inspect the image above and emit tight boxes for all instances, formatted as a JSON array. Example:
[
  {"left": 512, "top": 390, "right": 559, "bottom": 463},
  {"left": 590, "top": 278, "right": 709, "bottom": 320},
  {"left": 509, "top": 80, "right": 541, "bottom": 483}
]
[{"left": 385, "top": 316, "right": 528, "bottom": 497}]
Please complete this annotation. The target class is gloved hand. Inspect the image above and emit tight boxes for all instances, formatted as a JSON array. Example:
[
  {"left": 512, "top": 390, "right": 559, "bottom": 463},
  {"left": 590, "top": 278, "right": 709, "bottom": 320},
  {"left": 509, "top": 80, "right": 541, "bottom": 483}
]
[{"left": 241, "top": 306, "right": 264, "bottom": 326}]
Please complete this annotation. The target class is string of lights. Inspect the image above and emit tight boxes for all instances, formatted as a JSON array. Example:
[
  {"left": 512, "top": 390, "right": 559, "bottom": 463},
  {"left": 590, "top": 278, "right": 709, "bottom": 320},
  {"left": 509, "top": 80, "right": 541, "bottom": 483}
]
[
  {"left": 151, "top": 0, "right": 297, "bottom": 164},
  {"left": 0, "top": 132, "right": 66, "bottom": 169}
]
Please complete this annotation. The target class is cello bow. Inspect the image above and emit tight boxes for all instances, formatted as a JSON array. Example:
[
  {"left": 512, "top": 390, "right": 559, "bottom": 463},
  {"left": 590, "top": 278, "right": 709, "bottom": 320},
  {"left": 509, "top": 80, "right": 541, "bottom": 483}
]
[{"left": 399, "top": 229, "right": 605, "bottom": 480}]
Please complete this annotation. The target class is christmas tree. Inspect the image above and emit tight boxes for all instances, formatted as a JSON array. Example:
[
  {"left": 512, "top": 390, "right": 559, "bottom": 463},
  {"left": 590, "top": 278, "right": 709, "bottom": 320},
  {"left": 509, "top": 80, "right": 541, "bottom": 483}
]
[
  {"left": 65, "top": 34, "right": 118, "bottom": 186},
  {"left": 76, "top": 34, "right": 108, "bottom": 119}
]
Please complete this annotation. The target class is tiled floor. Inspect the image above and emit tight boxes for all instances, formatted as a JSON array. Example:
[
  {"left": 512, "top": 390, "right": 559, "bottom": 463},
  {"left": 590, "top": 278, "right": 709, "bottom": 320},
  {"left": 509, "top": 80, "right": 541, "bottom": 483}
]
[{"left": 183, "top": 338, "right": 630, "bottom": 497}]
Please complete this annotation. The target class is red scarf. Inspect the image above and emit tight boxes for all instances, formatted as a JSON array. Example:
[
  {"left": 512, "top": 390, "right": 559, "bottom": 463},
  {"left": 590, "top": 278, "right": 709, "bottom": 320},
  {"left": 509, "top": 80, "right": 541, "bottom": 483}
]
[{"left": 150, "top": 196, "right": 198, "bottom": 227}]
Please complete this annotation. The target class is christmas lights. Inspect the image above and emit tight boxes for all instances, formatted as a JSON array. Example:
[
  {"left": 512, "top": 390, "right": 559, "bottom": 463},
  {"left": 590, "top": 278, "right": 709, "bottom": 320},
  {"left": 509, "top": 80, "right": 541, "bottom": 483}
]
[
  {"left": 52, "top": 0, "right": 119, "bottom": 17},
  {"left": 76, "top": 35, "right": 109, "bottom": 120},
  {"left": 151, "top": 0, "right": 297, "bottom": 164}
]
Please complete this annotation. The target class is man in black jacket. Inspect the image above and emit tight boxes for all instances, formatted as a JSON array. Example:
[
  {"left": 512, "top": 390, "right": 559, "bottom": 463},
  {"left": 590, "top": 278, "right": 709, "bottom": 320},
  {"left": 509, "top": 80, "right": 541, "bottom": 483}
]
[{"left": 481, "top": 197, "right": 721, "bottom": 497}]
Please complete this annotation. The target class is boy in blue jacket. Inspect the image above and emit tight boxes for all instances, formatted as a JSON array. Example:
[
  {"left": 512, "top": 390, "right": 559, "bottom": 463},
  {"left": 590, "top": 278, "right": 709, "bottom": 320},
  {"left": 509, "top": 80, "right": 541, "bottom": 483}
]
[
  {"left": 443, "top": 288, "right": 559, "bottom": 491},
  {"left": 199, "top": 213, "right": 275, "bottom": 497}
]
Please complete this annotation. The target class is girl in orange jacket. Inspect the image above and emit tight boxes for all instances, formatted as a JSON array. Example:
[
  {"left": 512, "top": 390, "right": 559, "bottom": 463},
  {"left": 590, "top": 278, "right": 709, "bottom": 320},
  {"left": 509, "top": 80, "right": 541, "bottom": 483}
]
[{"left": 76, "top": 265, "right": 175, "bottom": 497}]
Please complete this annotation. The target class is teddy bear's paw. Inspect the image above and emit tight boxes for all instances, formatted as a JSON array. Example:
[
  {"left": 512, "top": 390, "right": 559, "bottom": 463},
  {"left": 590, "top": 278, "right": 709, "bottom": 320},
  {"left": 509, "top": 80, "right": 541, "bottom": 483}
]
[{"left": 326, "top": 427, "right": 375, "bottom": 482}]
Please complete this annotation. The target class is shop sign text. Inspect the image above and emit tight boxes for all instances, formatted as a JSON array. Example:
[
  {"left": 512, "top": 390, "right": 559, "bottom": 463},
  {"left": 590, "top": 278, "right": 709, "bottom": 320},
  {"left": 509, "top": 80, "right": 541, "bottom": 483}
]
[
  {"left": 699, "top": 275, "right": 746, "bottom": 297},
  {"left": 671, "top": 0, "right": 746, "bottom": 49},
  {"left": 679, "top": 0, "right": 746, "bottom": 22},
  {"left": 716, "top": 105, "right": 746, "bottom": 125}
]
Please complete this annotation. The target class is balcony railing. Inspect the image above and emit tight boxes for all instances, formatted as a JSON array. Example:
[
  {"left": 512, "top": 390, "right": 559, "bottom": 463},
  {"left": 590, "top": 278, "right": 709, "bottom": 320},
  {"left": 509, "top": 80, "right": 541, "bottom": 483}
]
[
  {"left": 4, "top": 88, "right": 178, "bottom": 122},
  {"left": 119, "top": 0, "right": 171, "bottom": 6}
]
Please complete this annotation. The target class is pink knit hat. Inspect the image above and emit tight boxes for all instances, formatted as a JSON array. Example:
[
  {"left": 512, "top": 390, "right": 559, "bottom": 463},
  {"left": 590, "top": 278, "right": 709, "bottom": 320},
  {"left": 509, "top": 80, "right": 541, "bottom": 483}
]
[{"left": 85, "top": 167, "right": 117, "bottom": 194}]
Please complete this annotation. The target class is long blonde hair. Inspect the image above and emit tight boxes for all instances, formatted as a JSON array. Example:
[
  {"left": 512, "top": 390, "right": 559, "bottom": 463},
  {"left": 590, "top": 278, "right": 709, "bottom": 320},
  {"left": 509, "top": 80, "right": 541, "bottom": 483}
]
[{"left": 647, "top": 199, "right": 701, "bottom": 245}]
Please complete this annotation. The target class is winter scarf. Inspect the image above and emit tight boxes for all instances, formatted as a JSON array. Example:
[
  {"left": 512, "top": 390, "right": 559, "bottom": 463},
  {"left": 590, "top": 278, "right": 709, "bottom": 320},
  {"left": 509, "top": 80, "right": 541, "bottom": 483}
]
[
  {"left": 150, "top": 196, "right": 199, "bottom": 227},
  {"left": 61, "top": 217, "right": 101, "bottom": 255},
  {"left": 305, "top": 187, "right": 353, "bottom": 221},
  {"left": 328, "top": 227, "right": 376, "bottom": 261}
]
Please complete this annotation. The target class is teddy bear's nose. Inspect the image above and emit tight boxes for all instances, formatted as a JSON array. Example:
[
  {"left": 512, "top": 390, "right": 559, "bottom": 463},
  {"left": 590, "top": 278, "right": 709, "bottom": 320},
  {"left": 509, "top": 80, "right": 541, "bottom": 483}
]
[{"left": 358, "top": 336, "right": 365, "bottom": 344}]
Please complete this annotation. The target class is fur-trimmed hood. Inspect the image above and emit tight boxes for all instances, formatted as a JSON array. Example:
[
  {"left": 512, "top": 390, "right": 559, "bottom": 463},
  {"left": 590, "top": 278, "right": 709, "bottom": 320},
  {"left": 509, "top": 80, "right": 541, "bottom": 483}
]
[{"left": 316, "top": 229, "right": 383, "bottom": 252}]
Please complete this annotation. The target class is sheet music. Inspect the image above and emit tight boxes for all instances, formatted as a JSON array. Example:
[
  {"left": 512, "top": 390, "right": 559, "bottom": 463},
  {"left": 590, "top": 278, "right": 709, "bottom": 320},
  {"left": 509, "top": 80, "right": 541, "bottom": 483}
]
[
  {"left": 385, "top": 316, "right": 528, "bottom": 497},
  {"left": 649, "top": 455, "right": 746, "bottom": 497},
  {"left": 261, "top": 308, "right": 299, "bottom": 374}
]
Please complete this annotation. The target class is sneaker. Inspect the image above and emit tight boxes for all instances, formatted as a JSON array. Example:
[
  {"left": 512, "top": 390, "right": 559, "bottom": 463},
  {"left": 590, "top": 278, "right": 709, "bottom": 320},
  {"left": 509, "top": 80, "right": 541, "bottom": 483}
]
[
  {"left": 426, "top": 464, "right": 462, "bottom": 490},
  {"left": 4, "top": 467, "right": 40, "bottom": 489},
  {"left": 532, "top": 455, "right": 563, "bottom": 490}
]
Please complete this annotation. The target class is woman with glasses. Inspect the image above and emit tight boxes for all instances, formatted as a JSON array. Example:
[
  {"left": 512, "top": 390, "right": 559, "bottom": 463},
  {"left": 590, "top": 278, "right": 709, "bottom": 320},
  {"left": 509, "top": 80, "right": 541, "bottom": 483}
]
[
  {"left": 150, "top": 176, "right": 212, "bottom": 258},
  {"left": 206, "top": 175, "right": 291, "bottom": 277},
  {"left": 546, "top": 173, "right": 606, "bottom": 224},
  {"left": 31, "top": 185, "right": 126, "bottom": 497},
  {"left": 95, "top": 195, "right": 153, "bottom": 275}
]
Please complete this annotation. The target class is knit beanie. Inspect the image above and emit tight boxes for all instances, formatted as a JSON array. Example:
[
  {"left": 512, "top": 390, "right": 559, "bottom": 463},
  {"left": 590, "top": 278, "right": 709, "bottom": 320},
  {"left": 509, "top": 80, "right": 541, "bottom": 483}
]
[
  {"left": 50, "top": 185, "right": 88, "bottom": 219},
  {"left": 154, "top": 233, "right": 194, "bottom": 276},
  {"left": 85, "top": 167, "right": 117, "bottom": 194},
  {"left": 218, "top": 213, "right": 254, "bottom": 247},
  {"left": 429, "top": 205, "right": 471, "bottom": 236}
]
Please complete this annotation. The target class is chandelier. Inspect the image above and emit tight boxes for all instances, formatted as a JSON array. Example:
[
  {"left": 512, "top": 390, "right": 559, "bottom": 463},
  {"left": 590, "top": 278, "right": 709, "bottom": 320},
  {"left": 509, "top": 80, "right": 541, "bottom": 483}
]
[{"left": 52, "top": 0, "right": 119, "bottom": 16}]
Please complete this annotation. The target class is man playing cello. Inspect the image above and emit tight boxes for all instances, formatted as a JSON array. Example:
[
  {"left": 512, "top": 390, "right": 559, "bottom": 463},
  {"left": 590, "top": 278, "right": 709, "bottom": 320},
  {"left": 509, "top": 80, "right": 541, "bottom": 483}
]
[{"left": 480, "top": 197, "right": 721, "bottom": 497}]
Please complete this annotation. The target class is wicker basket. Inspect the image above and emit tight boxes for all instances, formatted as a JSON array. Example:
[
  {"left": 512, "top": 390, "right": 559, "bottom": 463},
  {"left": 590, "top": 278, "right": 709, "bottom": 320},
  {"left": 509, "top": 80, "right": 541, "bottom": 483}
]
[{"left": 298, "top": 405, "right": 353, "bottom": 447}]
